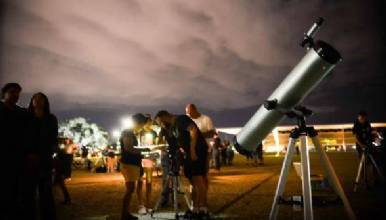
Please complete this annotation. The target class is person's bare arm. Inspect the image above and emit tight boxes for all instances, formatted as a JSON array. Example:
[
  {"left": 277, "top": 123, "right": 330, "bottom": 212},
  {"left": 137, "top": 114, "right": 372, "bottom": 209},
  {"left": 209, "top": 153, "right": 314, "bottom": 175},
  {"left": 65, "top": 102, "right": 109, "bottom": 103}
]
[
  {"left": 189, "top": 125, "right": 198, "bottom": 161},
  {"left": 202, "top": 116, "right": 216, "bottom": 138}
]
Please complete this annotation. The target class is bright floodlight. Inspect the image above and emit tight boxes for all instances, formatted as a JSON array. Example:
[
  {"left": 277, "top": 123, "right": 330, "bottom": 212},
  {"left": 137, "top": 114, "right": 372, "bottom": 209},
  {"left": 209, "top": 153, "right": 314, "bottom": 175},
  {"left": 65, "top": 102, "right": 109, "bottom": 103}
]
[
  {"left": 121, "top": 116, "right": 134, "bottom": 130},
  {"left": 112, "top": 129, "right": 121, "bottom": 138}
]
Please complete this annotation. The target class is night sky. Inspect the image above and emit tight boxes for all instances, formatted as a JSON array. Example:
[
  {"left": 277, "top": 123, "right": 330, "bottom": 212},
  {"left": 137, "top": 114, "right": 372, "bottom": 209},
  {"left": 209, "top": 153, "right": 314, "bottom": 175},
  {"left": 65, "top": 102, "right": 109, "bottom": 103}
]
[{"left": 1, "top": 0, "right": 385, "bottom": 131}]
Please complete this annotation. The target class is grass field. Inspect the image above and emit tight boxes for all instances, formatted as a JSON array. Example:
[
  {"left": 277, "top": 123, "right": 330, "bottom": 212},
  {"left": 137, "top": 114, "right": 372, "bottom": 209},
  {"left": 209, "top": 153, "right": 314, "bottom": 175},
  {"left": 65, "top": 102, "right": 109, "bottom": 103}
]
[{"left": 56, "top": 152, "right": 385, "bottom": 220}]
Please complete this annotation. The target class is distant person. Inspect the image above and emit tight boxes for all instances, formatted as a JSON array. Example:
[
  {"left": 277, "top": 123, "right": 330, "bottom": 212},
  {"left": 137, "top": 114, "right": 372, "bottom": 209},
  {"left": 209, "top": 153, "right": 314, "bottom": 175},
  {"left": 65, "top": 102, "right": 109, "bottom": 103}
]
[
  {"left": 24, "top": 93, "right": 58, "bottom": 220},
  {"left": 155, "top": 110, "right": 210, "bottom": 218},
  {"left": 256, "top": 142, "right": 264, "bottom": 165},
  {"left": 53, "top": 146, "right": 72, "bottom": 205},
  {"left": 0, "top": 83, "right": 28, "bottom": 220},
  {"left": 211, "top": 134, "right": 222, "bottom": 171},
  {"left": 221, "top": 140, "right": 228, "bottom": 166},
  {"left": 352, "top": 111, "right": 374, "bottom": 158},
  {"left": 106, "top": 147, "right": 116, "bottom": 173},
  {"left": 225, "top": 142, "right": 235, "bottom": 165},
  {"left": 119, "top": 130, "right": 142, "bottom": 220},
  {"left": 63, "top": 139, "right": 77, "bottom": 179}
]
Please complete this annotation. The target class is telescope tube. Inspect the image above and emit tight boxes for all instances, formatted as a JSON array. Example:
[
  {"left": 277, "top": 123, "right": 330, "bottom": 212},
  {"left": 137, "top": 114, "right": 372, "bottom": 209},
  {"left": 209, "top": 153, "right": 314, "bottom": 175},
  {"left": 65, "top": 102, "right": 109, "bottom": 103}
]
[{"left": 235, "top": 40, "right": 341, "bottom": 152}]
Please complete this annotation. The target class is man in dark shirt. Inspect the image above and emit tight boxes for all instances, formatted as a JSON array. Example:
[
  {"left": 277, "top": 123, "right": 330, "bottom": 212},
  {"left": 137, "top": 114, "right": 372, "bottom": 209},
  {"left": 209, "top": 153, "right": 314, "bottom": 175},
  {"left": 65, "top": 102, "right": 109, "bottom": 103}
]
[
  {"left": 155, "top": 110, "right": 209, "bottom": 217},
  {"left": 352, "top": 111, "right": 373, "bottom": 157},
  {"left": 0, "top": 83, "right": 28, "bottom": 220}
]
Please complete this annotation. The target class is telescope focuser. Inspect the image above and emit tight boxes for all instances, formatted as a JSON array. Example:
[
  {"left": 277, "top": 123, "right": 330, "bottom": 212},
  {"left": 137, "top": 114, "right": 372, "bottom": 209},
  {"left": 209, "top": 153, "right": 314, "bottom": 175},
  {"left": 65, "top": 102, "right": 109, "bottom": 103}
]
[{"left": 301, "top": 17, "right": 324, "bottom": 49}]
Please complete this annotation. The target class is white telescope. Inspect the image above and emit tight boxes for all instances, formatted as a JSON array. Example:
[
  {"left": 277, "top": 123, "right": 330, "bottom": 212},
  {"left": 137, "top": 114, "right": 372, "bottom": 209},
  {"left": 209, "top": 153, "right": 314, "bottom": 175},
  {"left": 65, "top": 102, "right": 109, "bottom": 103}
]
[{"left": 234, "top": 17, "right": 341, "bottom": 153}]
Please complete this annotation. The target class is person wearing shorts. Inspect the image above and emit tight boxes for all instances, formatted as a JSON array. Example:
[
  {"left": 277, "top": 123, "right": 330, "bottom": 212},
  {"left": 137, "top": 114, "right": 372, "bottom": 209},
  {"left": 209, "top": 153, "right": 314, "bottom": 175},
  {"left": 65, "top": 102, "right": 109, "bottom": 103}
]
[
  {"left": 155, "top": 111, "right": 209, "bottom": 218},
  {"left": 119, "top": 130, "right": 142, "bottom": 220}
]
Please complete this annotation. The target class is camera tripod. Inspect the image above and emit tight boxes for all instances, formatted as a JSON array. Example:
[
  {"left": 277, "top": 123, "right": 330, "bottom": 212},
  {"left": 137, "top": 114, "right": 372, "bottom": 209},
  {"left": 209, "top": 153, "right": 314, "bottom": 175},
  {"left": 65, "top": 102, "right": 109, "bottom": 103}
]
[
  {"left": 269, "top": 107, "right": 356, "bottom": 220},
  {"left": 353, "top": 146, "right": 385, "bottom": 192},
  {"left": 151, "top": 155, "right": 191, "bottom": 219}
]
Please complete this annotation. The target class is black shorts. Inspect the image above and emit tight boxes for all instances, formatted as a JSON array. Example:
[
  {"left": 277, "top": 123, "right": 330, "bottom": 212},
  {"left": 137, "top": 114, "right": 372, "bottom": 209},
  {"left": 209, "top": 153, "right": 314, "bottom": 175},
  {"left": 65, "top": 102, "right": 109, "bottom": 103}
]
[{"left": 183, "top": 153, "right": 208, "bottom": 180}]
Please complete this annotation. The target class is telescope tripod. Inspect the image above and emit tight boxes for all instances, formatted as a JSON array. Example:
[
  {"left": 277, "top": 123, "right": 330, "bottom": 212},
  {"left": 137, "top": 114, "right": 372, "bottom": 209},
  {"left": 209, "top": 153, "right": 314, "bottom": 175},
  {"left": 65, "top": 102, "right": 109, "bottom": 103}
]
[
  {"left": 353, "top": 147, "right": 385, "bottom": 192},
  {"left": 269, "top": 123, "right": 356, "bottom": 220},
  {"left": 151, "top": 170, "right": 191, "bottom": 219}
]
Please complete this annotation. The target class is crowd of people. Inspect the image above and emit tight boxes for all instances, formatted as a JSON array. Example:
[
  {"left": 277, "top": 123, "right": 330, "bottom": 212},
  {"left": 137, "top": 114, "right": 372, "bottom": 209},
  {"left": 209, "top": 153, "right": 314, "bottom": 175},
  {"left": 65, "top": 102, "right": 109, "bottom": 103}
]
[
  {"left": 2, "top": 81, "right": 383, "bottom": 220},
  {"left": 0, "top": 82, "right": 237, "bottom": 220}
]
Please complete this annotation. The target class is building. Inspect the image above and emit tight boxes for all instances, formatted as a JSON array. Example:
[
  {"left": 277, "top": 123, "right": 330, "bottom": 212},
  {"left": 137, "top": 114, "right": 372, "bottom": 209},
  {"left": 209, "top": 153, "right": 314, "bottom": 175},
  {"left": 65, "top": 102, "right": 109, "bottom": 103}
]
[{"left": 217, "top": 123, "right": 386, "bottom": 152}]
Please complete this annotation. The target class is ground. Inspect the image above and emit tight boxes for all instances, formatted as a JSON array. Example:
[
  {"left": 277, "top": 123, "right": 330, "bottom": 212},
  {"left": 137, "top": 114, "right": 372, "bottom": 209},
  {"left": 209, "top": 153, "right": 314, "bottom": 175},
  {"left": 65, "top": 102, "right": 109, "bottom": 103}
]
[{"left": 55, "top": 152, "right": 385, "bottom": 220}]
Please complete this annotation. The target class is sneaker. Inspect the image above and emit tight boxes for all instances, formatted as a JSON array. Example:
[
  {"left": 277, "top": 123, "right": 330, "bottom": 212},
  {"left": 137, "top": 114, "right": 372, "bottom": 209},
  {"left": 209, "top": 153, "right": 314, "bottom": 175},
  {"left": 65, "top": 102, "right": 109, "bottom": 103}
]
[{"left": 138, "top": 205, "right": 147, "bottom": 215}]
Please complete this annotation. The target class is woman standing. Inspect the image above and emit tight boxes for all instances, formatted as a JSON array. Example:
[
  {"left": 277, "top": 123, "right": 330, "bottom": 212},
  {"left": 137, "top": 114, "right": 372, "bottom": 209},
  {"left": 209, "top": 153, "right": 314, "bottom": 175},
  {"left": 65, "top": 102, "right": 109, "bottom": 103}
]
[
  {"left": 24, "top": 93, "right": 58, "bottom": 220},
  {"left": 120, "top": 130, "right": 142, "bottom": 220}
]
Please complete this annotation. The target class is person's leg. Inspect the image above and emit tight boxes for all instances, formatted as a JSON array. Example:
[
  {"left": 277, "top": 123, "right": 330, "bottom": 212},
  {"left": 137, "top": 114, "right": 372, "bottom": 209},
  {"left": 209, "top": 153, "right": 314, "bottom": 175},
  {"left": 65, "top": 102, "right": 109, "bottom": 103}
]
[
  {"left": 58, "top": 176, "right": 71, "bottom": 204},
  {"left": 121, "top": 181, "right": 135, "bottom": 220},
  {"left": 189, "top": 178, "right": 199, "bottom": 213},
  {"left": 38, "top": 171, "right": 56, "bottom": 220},
  {"left": 191, "top": 176, "right": 207, "bottom": 213},
  {"left": 145, "top": 168, "right": 153, "bottom": 209},
  {"left": 22, "top": 157, "right": 40, "bottom": 220}
]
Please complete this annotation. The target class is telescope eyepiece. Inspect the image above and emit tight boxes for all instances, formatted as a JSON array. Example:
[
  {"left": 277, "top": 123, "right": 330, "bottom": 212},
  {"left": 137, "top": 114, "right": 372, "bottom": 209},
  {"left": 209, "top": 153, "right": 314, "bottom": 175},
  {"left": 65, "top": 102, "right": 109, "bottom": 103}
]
[{"left": 301, "top": 17, "right": 325, "bottom": 48}]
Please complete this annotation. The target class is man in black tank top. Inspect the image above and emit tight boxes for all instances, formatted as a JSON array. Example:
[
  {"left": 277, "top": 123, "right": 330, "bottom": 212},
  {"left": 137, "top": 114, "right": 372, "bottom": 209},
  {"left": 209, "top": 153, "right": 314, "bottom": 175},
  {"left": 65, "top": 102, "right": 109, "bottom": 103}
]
[{"left": 155, "top": 110, "right": 209, "bottom": 218}]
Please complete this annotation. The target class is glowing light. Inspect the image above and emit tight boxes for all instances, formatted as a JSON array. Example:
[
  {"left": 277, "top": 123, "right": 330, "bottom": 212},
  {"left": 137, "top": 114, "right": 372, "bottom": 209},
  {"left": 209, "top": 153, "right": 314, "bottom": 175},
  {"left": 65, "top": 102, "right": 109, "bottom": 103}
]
[
  {"left": 121, "top": 117, "right": 134, "bottom": 129},
  {"left": 112, "top": 129, "right": 120, "bottom": 138}
]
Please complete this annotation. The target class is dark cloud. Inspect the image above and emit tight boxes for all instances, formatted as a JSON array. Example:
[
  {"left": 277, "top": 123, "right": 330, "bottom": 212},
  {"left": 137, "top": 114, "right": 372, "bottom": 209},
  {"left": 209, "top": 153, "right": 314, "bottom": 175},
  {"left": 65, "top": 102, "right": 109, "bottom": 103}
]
[{"left": 1, "top": 0, "right": 385, "bottom": 130}]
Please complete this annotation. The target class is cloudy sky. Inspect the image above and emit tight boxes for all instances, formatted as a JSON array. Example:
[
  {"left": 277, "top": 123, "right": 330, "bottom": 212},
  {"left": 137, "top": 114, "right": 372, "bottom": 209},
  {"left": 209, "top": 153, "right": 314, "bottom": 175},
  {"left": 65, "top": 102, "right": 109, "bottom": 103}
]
[{"left": 1, "top": 0, "right": 385, "bottom": 130}]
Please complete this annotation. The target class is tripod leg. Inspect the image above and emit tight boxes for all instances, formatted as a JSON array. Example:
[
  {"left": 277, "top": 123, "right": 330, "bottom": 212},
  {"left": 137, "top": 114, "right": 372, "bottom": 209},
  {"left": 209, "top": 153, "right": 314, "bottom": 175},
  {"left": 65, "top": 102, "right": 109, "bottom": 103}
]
[
  {"left": 354, "top": 154, "right": 365, "bottom": 192},
  {"left": 368, "top": 154, "right": 385, "bottom": 182},
  {"left": 269, "top": 138, "right": 296, "bottom": 220},
  {"left": 299, "top": 135, "right": 313, "bottom": 220},
  {"left": 152, "top": 175, "right": 171, "bottom": 216},
  {"left": 312, "top": 136, "right": 356, "bottom": 220},
  {"left": 364, "top": 154, "right": 368, "bottom": 188}
]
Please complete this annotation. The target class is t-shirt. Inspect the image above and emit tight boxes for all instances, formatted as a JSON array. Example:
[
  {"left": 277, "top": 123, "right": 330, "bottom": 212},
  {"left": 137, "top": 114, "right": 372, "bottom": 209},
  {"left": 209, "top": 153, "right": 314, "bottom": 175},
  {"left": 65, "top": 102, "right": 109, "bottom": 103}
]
[
  {"left": 352, "top": 120, "right": 372, "bottom": 145},
  {"left": 191, "top": 114, "right": 214, "bottom": 133},
  {"left": 172, "top": 115, "right": 208, "bottom": 156},
  {"left": 120, "top": 137, "right": 142, "bottom": 166}
]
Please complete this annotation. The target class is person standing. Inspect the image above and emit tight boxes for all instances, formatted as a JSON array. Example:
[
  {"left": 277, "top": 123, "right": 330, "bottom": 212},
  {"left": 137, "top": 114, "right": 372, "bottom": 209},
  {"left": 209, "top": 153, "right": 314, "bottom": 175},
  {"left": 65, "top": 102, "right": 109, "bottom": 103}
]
[
  {"left": 63, "top": 138, "right": 77, "bottom": 180},
  {"left": 119, "top": 130, "right": 142, "bottom": 220},
  {"left": 352, "top": 111, "right": 374, "bottom": 158},
  {"left": 185, "top": 104, "right": 214, "bottom": 214},
  {"left": 0, "top": 83, "right": 28, "bottom": 220},
  {"left": 107, "top": 147, "right": 116, "bottom": 173},
  {"left": 256, "top": 142, "right": 264, "bottom": 165},
  {"left": 211, "top": 134, "right": 222, "bottom": 171},
  {"left": 138, "top": 116, "right": 157, "bottom": 213},
  {"left": 155, "top": 110, "right": 210, "bottom": 218},
  {"left": 53, "top": 144, "right": 72, "bottom": 205},
  {"left": 24, "top": 92, "right": 58, "bottom": 220}
]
